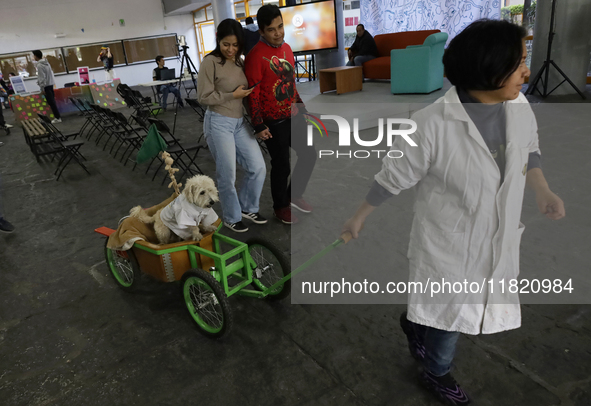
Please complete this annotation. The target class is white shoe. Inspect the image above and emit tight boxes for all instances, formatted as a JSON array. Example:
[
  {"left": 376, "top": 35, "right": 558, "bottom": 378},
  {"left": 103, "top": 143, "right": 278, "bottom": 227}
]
[
  {"left": 4, "top": 123, "right": 13, "bottom": 128},
  {"left": 51, "top": 118, "right": 62, "bottom": 123}
]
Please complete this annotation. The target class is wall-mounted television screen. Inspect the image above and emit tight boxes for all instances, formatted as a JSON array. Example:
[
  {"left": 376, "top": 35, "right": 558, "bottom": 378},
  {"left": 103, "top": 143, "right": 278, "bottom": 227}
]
[{"left": 281, "top": 0, "right": 338, "bottom": 54}]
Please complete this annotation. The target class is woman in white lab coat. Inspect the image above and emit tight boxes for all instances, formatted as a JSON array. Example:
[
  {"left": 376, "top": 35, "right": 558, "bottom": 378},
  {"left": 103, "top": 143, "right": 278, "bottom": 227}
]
[{"left": 342, "top": 20, "right": 565, "bottom": 406}]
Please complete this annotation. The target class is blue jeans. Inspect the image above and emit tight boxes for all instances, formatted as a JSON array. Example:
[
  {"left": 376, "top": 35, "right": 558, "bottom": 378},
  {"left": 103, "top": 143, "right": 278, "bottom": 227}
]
[
  {"left": 160, "top": 84, "right": 181, "bottom": 109},
  {"left": 204, "top": 110, "right": 266, "bottom": 224},
  {"left": 409, "top": 320, "right": 461, "bottom": 376},
  {"left": 346, "top": 55, "right": 376, "bottom": 67}
]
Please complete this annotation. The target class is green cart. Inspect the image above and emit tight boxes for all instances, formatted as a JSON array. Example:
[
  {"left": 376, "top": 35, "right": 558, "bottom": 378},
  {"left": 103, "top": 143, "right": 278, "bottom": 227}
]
[{"left": 96, "top": 222, "right": 352, "bottom": 339}]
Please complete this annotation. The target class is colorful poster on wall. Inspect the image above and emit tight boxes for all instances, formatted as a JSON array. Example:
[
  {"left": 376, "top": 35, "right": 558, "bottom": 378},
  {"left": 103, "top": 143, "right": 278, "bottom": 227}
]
[
  {"left": 360, "top": 0, "right": 501, "bottom": 42},
  {"left": 77, "top": 66, "right": 90, "bottom": 85},
  {"left": 10, "top": 75, "right": 27, "bottom": 94}
]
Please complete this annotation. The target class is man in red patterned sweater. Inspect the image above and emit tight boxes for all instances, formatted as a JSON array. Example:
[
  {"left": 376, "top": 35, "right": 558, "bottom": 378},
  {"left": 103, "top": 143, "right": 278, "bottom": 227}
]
[{"left": 245, "top": 4, "right": 317, "bottom": 225}]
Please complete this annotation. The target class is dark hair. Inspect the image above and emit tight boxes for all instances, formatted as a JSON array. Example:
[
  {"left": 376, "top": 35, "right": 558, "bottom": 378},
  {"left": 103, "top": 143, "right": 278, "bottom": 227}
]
[
  {"left": 245, "top": 17, "right": 254, "bottom": 25},
  {"left": 206, "top": 19, "right": 244, "bottom": 67},
  {"left": 9, "top": 72, "right": 16, "bottom": 76},
  {"left": 155, "top": 55, "right": 164, "bottom": 63},
  {"left": 443, "top": 19, "right": 527, "bottom": 91},
  {"left": 357, "top": 24, "right": 364, "bottom": 29},
  {"left": 32, "top": 50, "right": 43, "bottom": 59},
  {"left": 257, "top": 4, "right": 282, "bottom": 31}
]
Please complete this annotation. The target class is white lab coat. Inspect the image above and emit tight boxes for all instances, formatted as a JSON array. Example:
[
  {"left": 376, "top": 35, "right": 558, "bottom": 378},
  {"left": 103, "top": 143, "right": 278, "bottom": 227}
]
[{"left": 375, "top": 87, "right": 540, "bottom": 335}]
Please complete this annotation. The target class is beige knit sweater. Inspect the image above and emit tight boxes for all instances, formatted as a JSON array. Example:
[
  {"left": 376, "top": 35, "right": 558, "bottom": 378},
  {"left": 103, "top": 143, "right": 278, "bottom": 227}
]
[{"left": 197, "top": 55, "right": 248, "bottom": 119}]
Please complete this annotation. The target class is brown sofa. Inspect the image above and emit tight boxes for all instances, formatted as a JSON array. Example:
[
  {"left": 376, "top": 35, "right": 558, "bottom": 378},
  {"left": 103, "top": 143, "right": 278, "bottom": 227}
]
[{"left": 363, "top": 30, "right": 441, "bottom": 79}]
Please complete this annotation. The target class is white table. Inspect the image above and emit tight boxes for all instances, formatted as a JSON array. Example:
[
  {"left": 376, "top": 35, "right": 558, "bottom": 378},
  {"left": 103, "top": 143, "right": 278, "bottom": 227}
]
[{"left": 138, "top": 77, "right": 197, "bottom": 105}]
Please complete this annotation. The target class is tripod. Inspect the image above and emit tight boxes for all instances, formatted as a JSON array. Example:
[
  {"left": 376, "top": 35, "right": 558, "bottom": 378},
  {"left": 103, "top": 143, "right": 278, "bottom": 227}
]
[
  {"left": 525, "top": 0, "right": 585, "bottom": 99},
  {"left": 172, "top": 44, "right": 204, "bottom": 134}
]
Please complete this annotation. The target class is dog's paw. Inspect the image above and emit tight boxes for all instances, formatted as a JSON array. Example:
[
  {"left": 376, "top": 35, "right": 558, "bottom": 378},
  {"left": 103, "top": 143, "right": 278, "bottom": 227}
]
[
  {"left": 191, "top": 231, "right": 204, "bottom": 242},
  {"left": 129, "top": 205, "right": 143, "bottom": 217},
  {"left": 201, "top": 224, "right": 217, "bottom": 234}
]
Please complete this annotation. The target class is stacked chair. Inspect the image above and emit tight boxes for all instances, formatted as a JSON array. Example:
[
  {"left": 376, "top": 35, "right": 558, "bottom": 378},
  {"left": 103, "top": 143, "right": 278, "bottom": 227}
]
[{"left": 36, "top": 113, "right": 90, "bottom": 180}]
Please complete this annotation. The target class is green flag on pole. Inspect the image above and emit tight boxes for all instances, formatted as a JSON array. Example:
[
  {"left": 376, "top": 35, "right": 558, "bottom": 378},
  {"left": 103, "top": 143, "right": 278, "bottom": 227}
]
[{"left": 136, "top": 124, "right": 167, "bottom": 164}]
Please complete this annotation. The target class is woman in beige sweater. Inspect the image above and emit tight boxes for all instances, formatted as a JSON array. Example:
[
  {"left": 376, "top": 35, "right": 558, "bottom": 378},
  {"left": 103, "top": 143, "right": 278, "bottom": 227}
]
[{"left": 198, "top": 19, "right": 267, "bottom": 233}]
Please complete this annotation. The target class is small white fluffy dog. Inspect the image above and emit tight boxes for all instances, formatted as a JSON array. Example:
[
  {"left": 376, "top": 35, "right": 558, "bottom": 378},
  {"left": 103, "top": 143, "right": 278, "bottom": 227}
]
[{"left": 130, "top": 175, "right": 220, "bottom": 244}]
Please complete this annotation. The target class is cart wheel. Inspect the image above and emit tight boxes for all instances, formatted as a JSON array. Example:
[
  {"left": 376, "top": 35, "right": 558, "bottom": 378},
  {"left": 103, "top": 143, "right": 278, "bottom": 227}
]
[
  {"left": 104, "top": 239, "right": 141, "bottom": 291},
  {"left": 246, "top": 238, "right": 291, "bottom": 301},
  {"left": 181, "top": 269, "right": 233, "bottom": 339}
]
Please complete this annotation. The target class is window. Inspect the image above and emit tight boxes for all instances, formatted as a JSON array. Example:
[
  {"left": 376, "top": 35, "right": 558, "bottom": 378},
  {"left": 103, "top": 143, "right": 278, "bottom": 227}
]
[
  {"left": 0, "top": 48, "right": 66, "bottom": 79},
  {"left": 63, "top": 42, "right": 125, "bottom": 71},
  {"left": 123, "top": 36, "right": 179, "bottom": 64}
]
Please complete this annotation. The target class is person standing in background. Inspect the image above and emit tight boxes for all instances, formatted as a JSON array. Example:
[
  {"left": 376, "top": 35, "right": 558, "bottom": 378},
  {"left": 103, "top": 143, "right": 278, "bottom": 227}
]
[
  {"left": 32, "top": 50, "right": 61, "bottom": 123},
  {"left": 243, "top": 17, "right": 260, "bottom": 56},
  {"left": 97, "top": 46, "right": 115, "bottom": 81}
]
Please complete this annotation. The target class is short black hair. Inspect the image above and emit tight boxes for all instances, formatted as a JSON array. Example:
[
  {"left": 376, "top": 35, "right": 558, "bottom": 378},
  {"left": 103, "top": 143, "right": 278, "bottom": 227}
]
[
  {"left": 155, "top": 55, "right": 164, "bottom": 63},
  {"left": 257, "top": 4, "right": 282, "bottom": 31},
  {"left": 357, "top": 24, "right": 364, "bottom": 29},
  {"left": 245, "top": 17, "right": 254, "bottom": 25},
  {"left": 443, "top": 19, "right": 527, "bottom": 91},
  {"left": 32, "top": 50, "right": 43, "bottom": 59}
]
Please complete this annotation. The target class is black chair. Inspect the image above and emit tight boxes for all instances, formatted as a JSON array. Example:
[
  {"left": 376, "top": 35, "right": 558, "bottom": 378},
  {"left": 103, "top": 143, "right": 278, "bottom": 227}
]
[
  {"left": 146, "top": 117, "right": 204, "bottom": 182},
  {"left": 112, "top": 111, "right": 147, "bottom": 166},
  {"left": 37, "top": 114, "right": 90, "bottom": 180},
  {"left": 185, "top": 98, "right": 205, "bottom": 119},
  {"left": 68, "top": 97, "right": 96, "bottom": 138}
]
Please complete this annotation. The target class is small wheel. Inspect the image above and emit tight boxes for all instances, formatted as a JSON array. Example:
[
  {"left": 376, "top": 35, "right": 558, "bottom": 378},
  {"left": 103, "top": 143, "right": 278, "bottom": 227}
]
[
  {"left": 104, "top": 239, "right": 141, "bottom": 291},
  {"left": 181, "top": 269, "right": 233, "bottom": 339},
  {"left": 246, "top": 238, "right": 291, "bottom": 301}
]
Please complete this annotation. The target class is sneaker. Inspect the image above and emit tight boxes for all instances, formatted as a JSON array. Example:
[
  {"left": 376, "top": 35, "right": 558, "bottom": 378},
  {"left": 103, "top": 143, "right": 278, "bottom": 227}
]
[
  {"left": 2, "top": 126, "right": 9, "bottom": 135},
  {"left": 419, "top": 371, "right": 471, "bottom": 406},
  {"left": 274, "top": 207, "right": 298, "bottom": 224},
  {"left": 400, "top": 311, "right": 426, "bottom": 361},
  {"left": 4, "top": 123, "right": 13, "bottom": 128},
  {"left": 242, "top": 212, "right": 268, "bottom": 224},
  {"left": 223, "top": 221, "right": 249, "bottom": 233},
  {"left": 290, "top": 197, "right": 313, "bottom": 213},
  {"left": 51, "top": 118, "right": 62, "bottom": 123},
  {"left": 0, "top": 141, "right": 3, "bottom": 147},
  {"left": 0, "top": 217, "right": 15, "bottom": 233}
]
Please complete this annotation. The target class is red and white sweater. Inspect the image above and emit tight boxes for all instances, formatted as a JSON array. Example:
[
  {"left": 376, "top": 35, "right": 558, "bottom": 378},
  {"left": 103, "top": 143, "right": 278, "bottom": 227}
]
[{"left": 244, "top": 40, "right": 305, "bottom": 133}]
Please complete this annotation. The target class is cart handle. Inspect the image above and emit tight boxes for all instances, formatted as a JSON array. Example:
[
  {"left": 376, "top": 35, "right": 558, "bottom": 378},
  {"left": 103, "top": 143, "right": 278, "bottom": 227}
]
[{"left": 339, "top": 231, "right": 353, "bottom": 244}]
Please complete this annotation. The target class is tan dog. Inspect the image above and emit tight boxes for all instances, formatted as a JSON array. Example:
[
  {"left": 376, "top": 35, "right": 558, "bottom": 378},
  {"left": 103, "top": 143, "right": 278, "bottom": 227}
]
[{"left": 130, "top": 175, "right": 219, "bottom": 244}]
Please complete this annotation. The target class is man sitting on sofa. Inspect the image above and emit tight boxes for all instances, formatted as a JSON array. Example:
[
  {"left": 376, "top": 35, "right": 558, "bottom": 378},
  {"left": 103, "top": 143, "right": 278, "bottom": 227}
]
[{"left": 346, "top": 24, "right": 379, "bottom": 67}]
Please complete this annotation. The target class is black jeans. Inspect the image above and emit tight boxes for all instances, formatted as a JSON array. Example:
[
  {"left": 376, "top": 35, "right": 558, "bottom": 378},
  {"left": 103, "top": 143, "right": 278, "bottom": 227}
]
[
  {"left": 264, "top": 114, "right": 317, "bottom": 209},
  {"left": 44, "top": 86, "right": 61, "bottom": 119}
]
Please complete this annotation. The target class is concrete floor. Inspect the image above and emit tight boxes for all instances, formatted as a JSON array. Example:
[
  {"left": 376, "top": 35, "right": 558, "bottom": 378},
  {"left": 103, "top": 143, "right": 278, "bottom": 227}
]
[{"left": 0, "top": 82, "right": 590, "bottom": 406}]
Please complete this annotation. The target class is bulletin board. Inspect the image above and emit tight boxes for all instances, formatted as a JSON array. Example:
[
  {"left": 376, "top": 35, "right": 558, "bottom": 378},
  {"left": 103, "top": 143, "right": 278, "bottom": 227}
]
[
  {"left": 10, "top": 94, "right": 54, "bottom": 123},
  {"left": 88, "top": 80, "right": 126, "bottom": 109}
]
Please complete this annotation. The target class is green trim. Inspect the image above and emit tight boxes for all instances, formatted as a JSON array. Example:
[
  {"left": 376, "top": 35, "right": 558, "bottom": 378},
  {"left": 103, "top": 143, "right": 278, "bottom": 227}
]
[
  {"left": 106, "top": 248, "right": 133, "bottom": 287},
  {"left": 183, "top": 276, "right": 223, "bottom": 334}
]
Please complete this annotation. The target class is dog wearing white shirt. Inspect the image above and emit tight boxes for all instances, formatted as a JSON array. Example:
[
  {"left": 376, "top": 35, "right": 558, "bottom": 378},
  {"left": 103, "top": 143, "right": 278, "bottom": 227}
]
[{"left": 130, "top": 175, "right": 220, "bottom": 244}]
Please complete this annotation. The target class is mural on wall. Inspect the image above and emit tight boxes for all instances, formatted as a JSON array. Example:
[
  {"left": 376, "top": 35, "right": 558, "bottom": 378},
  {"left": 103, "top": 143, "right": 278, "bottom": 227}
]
[{"left": 360, "top": 0, "right": 501, "bottom": 39}]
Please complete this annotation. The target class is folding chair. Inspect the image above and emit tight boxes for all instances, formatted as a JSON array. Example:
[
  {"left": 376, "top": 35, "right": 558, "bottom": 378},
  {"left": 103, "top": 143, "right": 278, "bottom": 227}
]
[
  {"left": 101, "top": 108, "right": 147, "bottom": 163},
  {"left": 146, "top": 117, "right": 204, "bottom": 182},
  {"left": 184, "top": 98, "right": 205, "bottom": 119},
  {"left": 37, "top": 114, "right": 90, "bottom": 180},
  {"left": 69, "top": 97, "right": 96, "bottom": 139}
]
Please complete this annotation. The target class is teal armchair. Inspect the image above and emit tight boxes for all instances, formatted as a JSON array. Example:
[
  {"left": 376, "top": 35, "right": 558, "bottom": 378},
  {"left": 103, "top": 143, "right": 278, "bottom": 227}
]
[{"left": 390, "top": 32, "right": 448, "bottom": 94}]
